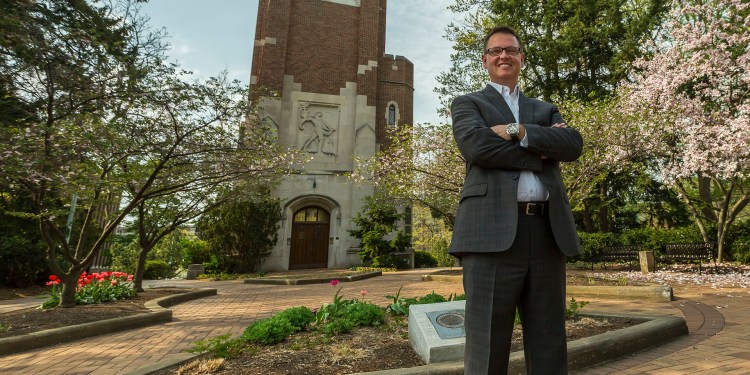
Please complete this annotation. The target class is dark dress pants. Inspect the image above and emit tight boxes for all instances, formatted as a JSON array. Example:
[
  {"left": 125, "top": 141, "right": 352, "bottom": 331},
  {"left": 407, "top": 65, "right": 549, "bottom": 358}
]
[{"left": 462, "top": 213, "right": 568, "bottom": 375}]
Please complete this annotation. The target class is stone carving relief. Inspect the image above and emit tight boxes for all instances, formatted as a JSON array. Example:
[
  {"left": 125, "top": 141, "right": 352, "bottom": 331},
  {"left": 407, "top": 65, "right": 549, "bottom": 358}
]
[{"left": 297, "top": 102, "right": 338, "bottom": 157}]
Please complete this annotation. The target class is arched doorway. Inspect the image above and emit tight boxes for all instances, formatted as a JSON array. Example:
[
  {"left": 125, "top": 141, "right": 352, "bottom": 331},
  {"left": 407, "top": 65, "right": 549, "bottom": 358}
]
[{"left": 290, "top": 206, "right": 330, "bottom": 269}]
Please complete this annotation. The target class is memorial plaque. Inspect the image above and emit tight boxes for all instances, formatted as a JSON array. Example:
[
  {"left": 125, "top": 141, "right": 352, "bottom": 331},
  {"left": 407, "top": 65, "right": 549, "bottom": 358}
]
[{"left": 426, "top": 309, "right": 465, "bottom": 339}]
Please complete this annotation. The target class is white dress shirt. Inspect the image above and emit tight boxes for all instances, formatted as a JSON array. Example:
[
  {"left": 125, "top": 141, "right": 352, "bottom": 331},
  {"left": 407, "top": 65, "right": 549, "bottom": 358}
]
[{"left": 488, "top": 82, "right": 549, "bottom": 202}]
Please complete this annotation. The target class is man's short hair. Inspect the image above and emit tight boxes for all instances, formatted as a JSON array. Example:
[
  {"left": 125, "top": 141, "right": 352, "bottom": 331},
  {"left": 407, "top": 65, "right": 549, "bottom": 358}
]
[{"left": 483, "top": 26, "right": 523, "bottom": 52}]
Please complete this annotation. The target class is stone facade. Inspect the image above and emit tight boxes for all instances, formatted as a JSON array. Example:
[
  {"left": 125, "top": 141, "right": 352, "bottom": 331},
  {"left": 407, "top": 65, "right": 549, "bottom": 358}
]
[{"left": 250, "top": 0, "right": 413, "bottom": 271}]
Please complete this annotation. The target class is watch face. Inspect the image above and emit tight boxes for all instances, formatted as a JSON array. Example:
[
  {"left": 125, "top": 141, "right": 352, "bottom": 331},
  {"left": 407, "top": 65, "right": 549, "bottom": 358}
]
[{"left": 507, "top": 123, "right": 519, "bottom": 135}]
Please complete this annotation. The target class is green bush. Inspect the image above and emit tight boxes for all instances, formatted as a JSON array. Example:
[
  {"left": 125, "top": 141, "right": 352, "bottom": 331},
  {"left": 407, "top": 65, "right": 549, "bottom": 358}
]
[
  {"left": 371, "top": 253, "right": 409, "bottom": 269},
  {"left": 243, "top": 316, "right": 295, "bottom": 345},
  {"left": 349, "top": 196, "right": 411, "bottom": 268},
  {"left": 180, "top": 237, "right": 211, "bottom": 269},
  {"left": 321, "top": 318, "right": 354, "bottom": 335},
  {"left": 727, "top": 219, "right": 750, "bottom": 263},
  {"left": 431, "top": 238, "right": 456, "bottom": 267},
  {"left": 276, "top": 306, "right": 315, "bottom": 331},
  {"left": 415, "top": 291, "right": 448, "bottom": 305},
  {"left": 109, "top": 240, "right": 139, "bottom": 275},
  {"left": 143, "top": 260, "right": 172, "bottom": 279},
  {"left": 344, "top": 302, "right": 385, "bottom": 327},
  {"left": 414, "top": 250, "right": 438, "bottom": 268},
  {"left": 188, "top": 333, "right": 244, "bottom": 359},
  {"left": 576, "top": 231, "right": 618, "bottom": 261},
  {"left": 0, "top": 233, "right": 47, "bottom": 287},
  {"left": 620, "top": 225, "right": 703, "bottom": 253}
]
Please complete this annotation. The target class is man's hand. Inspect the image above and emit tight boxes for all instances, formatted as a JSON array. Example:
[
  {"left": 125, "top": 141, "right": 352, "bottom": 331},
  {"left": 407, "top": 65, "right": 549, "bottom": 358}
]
[{"left": 491, "top": 124, "right": 526, "bottom": 141}]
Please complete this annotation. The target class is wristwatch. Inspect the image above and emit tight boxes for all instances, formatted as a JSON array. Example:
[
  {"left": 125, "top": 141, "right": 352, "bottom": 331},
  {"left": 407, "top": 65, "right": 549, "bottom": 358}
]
[{"left": 506, "top": 123, "right": 520, "bottom": 142}]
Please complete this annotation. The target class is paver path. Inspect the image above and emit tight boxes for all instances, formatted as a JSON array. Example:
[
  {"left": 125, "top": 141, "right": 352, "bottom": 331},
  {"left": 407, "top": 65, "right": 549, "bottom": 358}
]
[
  {"left": 0, "top": 270, "right": 464, "bottom": 374},
  {"left": 0, "top": 269, "right": 748, "bottom": 374},
  {"left": 576, "top": 285, "right": 750, "bottom": 374}
]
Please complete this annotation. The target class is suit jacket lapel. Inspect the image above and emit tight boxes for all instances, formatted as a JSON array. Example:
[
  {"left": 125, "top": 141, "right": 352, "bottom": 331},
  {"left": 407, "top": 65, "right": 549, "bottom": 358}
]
[
  {"left": 519, "top": 93, "right": 534, "bottom": 125},
  {"left": 481, "top": 85, "right": 516, "bottom": 124}
]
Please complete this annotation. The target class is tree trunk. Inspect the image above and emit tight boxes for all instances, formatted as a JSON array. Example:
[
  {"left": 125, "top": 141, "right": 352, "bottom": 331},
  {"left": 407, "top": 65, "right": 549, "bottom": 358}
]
[
  {"left": 598, "top": 183, "right": 611, "bottom": 232},
  {"left": 582, "top": 201, "right": 595, "bottom": 233},
  {"left": 698, "top": 175, "right": 717, "bottom": 221},
  {"left": 60, "top": 274, "right": 78, "bottom": 308},
  {"left": 133, "top": 246, "right": 151, "bottom": 292}
]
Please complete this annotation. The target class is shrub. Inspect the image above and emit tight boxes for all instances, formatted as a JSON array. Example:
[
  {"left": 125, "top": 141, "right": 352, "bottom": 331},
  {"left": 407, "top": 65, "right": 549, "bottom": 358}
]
[
  {"left": 349, "top": 196, "right": 411, "bottom": 268},
  {"left": 243, "top": 316, "right": 295, "bottom": 345},
  {"left": 415, "top": 291, "right": 447, "bottom": 305},
  {"left": 620, "top": 225, "right": 703, "bottom": 253},
  {"left": 144, "top": 260, "right": 172, "bottom": 279},
  {"left": 431, "top": 238, "right": 456, "bottom": 267},
  {"left": 197, "top": 190, "right": 283, "bottom": 273},
  {"left": 0, "top": 207, "right": 47, "bottom": 287},
  {"left": 0, "top": 233, "right": 46, "bottom": 287},
  {"left": 727, "top": 219, "right": 750, "bottom": 263},
  {"left": 321, "top": 318, "right": 354, "bottom": 335},
  {"left": 188, "top": 333, "right": 244, "bottom": 359},
  {"left": 414, "top": 250, "right": 438, "bottom": 268},
  {"left": 276, "top": 306, "right": 315, "bottom": 331},
  {"left": 181, "top": 237, "right": 211, "bottom": 269},
  {"left": 344, "top": 302, "right": 385, "bottom": 327},
  {"left": 109, "top": 240, "right": 139, "bottom": 275},
  {"left": 576, "top": 231, "right": 618, "bottom": 261}
]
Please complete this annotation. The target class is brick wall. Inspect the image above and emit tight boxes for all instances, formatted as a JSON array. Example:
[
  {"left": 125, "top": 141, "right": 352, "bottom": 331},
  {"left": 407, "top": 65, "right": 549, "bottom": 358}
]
[
  {"left": 250, "top": 0, "right": 412, "bottom": 148},
  {"left": 377, "top": 54, "right": 414, "bottom": 148},
  {"left": 251, "top": 0, "right": 388, "bottom": 98}
]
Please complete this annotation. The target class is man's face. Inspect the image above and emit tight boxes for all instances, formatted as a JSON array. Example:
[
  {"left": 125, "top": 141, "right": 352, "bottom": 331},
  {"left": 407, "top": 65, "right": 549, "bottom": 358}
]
[{"left": 482, "top": 32, "right": 524, "bottom": 87}]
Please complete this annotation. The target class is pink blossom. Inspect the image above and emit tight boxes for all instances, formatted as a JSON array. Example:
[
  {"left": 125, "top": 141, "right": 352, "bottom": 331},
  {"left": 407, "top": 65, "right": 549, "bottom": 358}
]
[{"left": 330, "top": 279, "right": 340, "bottom": 287}]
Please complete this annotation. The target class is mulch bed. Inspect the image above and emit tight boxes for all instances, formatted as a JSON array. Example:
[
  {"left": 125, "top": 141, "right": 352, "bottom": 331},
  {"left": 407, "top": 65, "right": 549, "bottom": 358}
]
[
  {"left": 0, "top": 288, "right": 185, "bottom": 338},
  {"left": 159, "top": 314, "right": 638, "bottom": 375}
]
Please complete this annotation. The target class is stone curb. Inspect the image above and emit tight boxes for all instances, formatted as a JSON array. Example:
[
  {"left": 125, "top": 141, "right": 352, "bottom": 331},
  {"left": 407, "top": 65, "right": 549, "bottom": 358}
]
[
  {"left": 243, "top": 271, "right": 382, "bottom": 285},
  {"left": 569, "top": 285, "right": 673, "bottom": 302},
  {"left": 421, "top": 274, "right": 674, "bottom": 302},
  {"left": 126, "top": 353, "right": 211, "bottom": 375},
  {"left": 351, "top": 311, "right": 688, "bottom": 375},
  {"left": 0, "top": 288, "right": 217, "bottom": 356}
]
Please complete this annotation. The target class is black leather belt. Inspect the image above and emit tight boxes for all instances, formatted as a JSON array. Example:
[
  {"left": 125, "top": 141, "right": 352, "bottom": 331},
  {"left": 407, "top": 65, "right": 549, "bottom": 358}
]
[{"left": 518, "top": 202, "right": 546, "bottom": 216}]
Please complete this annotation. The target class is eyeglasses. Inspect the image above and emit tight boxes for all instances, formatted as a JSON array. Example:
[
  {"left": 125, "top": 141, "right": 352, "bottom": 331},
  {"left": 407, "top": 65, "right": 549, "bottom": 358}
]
[{"left": 485, "top": 46, "right": 522, "bottom": 57}]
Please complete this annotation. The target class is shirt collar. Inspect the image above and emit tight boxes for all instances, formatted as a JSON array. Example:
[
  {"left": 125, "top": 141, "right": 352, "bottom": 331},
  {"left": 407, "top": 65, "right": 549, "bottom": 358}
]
[{"left": 488, "top": 82, "right": 520, "bottom": 97}]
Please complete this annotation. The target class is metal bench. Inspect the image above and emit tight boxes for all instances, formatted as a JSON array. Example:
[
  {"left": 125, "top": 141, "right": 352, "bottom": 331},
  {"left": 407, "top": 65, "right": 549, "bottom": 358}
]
[
  {"left": 660, "top": 242, "right": 716, "bottom": 274},
  {"left": 590, "top": 245, "right": 641, "bottom": 271}
]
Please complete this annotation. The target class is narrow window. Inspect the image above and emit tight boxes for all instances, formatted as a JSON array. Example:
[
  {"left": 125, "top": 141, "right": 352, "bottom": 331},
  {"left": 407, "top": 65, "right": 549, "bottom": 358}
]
[{"left": 388, "top": 104, "right": 396, "bottom": 127}]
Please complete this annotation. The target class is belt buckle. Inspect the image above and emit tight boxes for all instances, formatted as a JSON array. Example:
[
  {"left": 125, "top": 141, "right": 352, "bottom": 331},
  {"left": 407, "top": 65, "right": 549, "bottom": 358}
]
[{"left": 526, "top": 203, "right": 536, "bottom": 215}]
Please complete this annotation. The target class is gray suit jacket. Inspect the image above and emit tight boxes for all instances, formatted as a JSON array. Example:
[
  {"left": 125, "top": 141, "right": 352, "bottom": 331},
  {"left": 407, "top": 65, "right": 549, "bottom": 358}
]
[{"left": 449, "top": 85, "right": 583, "bottom": 257}]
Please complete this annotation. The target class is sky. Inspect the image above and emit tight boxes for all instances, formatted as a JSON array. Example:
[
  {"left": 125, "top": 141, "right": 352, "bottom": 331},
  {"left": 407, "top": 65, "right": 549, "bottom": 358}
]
[{"left": 139, "top": 0, "right": 465, "bottom": 125}]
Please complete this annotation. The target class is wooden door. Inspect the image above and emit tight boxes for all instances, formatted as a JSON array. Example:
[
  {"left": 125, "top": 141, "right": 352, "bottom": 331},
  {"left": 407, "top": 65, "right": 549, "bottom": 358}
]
[{"left": 289, "top": 207, "right": 330, "bottom": 269}]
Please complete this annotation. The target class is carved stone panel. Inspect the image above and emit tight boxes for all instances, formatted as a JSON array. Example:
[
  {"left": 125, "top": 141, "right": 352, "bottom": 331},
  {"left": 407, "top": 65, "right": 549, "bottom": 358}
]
[{"left": 297, "top": 102, "right": 339, "bottom": 158}]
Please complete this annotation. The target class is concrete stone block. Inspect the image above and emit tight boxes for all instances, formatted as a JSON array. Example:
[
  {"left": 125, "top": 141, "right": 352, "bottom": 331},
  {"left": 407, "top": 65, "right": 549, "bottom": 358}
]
[{"left": 408, "top": 300, "right": 466, "bottom": 364}]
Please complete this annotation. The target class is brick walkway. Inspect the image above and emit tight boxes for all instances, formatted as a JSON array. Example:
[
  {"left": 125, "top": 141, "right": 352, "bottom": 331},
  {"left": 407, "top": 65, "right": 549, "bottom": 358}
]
[{"left": 0, "top": 269, "right": 748, "bottom": 374}]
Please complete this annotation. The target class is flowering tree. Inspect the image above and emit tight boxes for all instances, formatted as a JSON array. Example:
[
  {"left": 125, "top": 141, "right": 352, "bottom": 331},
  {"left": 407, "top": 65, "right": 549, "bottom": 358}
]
[
  {"left": 622, "top": 0, "right": 750, "bottom": 261},
  {"left": 0, "top": 0, "right": 296, "bottom": 307},
  {"left": 353, "top": 124, "right": 464, "bottom": 227},
  {"left": 355, "top": 103, "right": 630, "bottom": 232}
]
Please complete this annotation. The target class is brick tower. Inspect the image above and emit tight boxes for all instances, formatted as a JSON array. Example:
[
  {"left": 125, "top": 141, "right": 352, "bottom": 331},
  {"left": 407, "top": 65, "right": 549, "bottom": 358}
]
[{"left": 250, "top": 0, "right": 414, "bottom": 271}]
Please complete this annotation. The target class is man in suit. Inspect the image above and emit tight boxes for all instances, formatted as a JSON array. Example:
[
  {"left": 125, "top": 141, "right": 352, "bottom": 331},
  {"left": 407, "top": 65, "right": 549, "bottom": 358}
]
[{"left": 450, "top": 26, "right": 583, "bottom": 374}]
